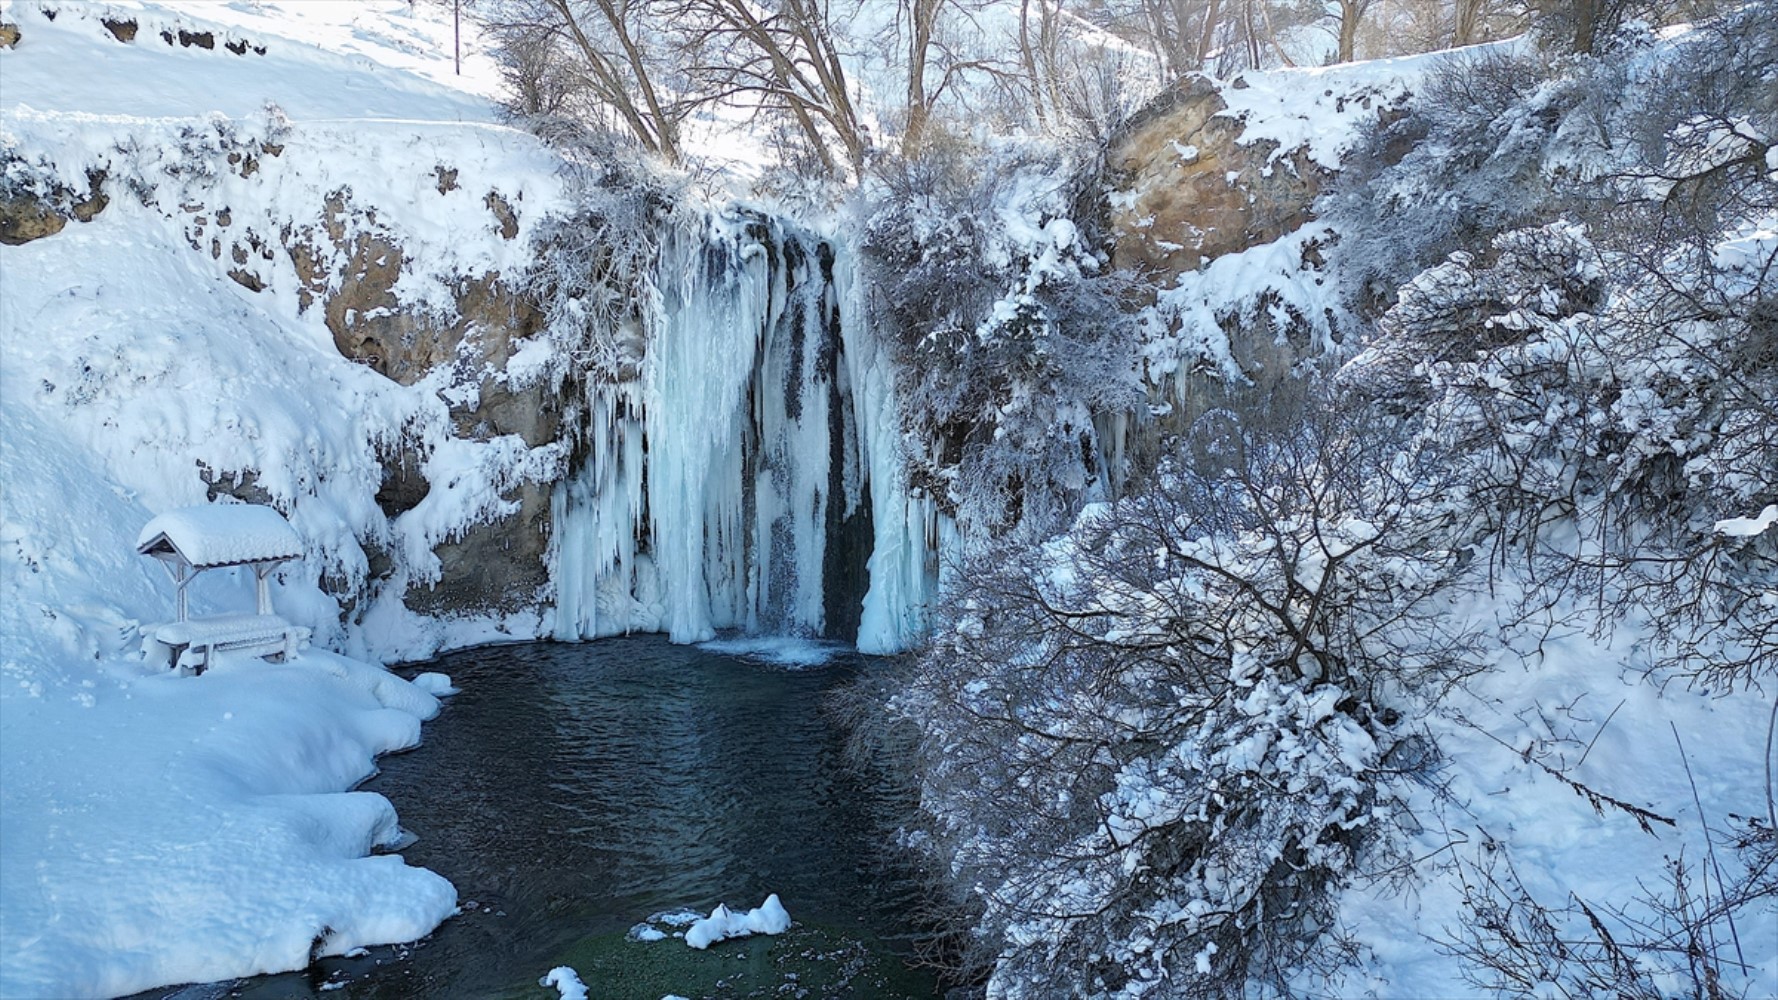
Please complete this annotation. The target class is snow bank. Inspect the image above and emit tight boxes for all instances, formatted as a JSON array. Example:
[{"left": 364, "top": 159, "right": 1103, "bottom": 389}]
[
  {"left": 0, "top": 322, "right": 457, "bottom": 995},
  {"left": 1303, "top": 589, "right": 1778, "bottom": 998},
  {"left": 683, "top": 895, "right": 793, "bottom": 950},
  {"left": 0, "top": 1, "right": 504, "bottom": 123},
  {"left": 1215, "top": 47, "right": 1470, "bottom": 171}
]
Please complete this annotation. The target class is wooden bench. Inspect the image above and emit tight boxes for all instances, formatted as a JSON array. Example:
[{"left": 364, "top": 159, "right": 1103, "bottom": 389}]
[{"left": 143, "top": 614, "right": 310, "bottom": 674}]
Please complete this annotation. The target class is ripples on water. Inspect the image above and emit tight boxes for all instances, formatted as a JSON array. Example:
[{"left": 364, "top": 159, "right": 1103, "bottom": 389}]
[{"left": 151, "top": 636, "right": 935, "bottom": 999}]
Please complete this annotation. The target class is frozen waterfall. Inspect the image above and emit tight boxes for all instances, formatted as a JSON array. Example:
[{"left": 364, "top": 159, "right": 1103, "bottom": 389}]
[{"left": 551, "top": 210, "right": 940, "bottom": 653}]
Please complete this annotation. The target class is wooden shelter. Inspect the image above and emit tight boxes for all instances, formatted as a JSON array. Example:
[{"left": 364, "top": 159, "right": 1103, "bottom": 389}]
[{"left": 136, "top": 504, "right": 310, "bottom": 672}]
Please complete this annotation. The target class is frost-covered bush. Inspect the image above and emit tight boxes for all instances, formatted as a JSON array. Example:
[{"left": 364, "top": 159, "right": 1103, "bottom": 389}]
[
  {"left": 858, "top": 143, "right": 1141, "bottom": 541},
  {"left": 517, "top": 123, "right": 687, "bottom": 386},
  {"left": 1334, "top": 5, "right": 1777, "bottom": 692},
  {"left": 1332, "top": 6, "right": 1776, "bottom": 321},
  {"left": 1326, "top": 46, "right": 1568, "bottom": 314},
  {"left": 1350, "top": 223, "right": 1775, "bottom": 688},
  {"left": 899, "top": 393, "right": 1483, "bottom": 996}
]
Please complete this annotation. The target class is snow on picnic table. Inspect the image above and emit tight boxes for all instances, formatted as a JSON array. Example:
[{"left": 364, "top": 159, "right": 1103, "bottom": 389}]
[{"left": 150, "top": 611, "right": 295, "bottom": 647}]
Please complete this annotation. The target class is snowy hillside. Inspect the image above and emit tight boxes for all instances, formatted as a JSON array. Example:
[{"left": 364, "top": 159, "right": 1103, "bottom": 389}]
[{"left": 0, "top": 3, "right": 554, "bottom": 995}]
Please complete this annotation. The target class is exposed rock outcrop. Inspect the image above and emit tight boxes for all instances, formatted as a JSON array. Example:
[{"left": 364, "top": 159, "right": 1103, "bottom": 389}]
[
  {"left": 1106, "top": 75, "right": 1326, "bottom": 288},
  {"left": 157, "top": 169, "right": 563, "bottom": 624},
  {"left": 0, "top": 170, "right": 109, "bottom": 245},
  {"left": 275, "top": 188, "right": 562, "bottom": 618}
]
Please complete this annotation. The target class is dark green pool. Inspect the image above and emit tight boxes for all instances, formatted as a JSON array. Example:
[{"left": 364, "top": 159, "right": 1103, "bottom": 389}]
[{"left": 148, "top": 636, "right": 938, "bottom": 999}]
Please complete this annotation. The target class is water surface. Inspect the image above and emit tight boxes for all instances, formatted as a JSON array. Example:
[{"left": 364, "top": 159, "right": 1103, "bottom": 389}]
[{"left": 154, "top": 636, "right": 935, "bottom": 999}]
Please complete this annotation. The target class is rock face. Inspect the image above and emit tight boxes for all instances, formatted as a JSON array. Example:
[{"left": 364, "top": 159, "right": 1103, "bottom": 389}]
[
  {"left": 1106, "top": 74, "right": 1326, "bottom": 289},
  {"left": 1100, "top": 73, "right": 1365, "bottom": 455},
  {"left": 12, "top": 124, "right": 564, "bottom": 626},
  {"left": 0, "top": 170, "right": 109, "bottom": 245},
  {"left": 274, "top": 189, "right": 561, "bottom": 619}
]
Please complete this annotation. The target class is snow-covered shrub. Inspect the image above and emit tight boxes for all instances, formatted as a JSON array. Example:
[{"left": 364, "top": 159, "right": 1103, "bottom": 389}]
[
  {"left": 858, "top": 142, "right": 1142, "bottom": 541},
  {"left": 899, "top": 391, "right": 1484, "bottom": 996},
  {"left": 1326, "top": 44, "right": 1568, "bottom": 315},
  {"left": 1337, "top": 4, "right": 1777, "bottom": 690},
  {"left": 517, "top": 123, "right": 687, "bottom": 387},
  {"left": 1348, "top": 211, "right": 1775, "bottom": 687}
]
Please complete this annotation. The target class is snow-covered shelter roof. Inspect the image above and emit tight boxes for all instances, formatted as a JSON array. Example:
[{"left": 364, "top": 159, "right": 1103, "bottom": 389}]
[{"left": 135, "top": 504, "right": 303, "bottom": 569}]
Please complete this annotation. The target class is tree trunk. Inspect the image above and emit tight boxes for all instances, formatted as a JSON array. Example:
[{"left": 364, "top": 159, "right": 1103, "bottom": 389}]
[
  {"left": 1453, "top": 0, "right": 1482, "bottom": 46},
  {"left": 905, "top": 0, "right": 934, "bottom": 156},
  {"left": 1194, "top": 0, "right": 1222, "bottom": 66},
  {"left": 1572, "top": 0, "right": 1598, "bottom": 54},
  {"left": 1018, "top": 0, "right": 1049, "bottom": 127},
  {"left": 1336, "top": 0, "right": 1360, "bottom": 62}
]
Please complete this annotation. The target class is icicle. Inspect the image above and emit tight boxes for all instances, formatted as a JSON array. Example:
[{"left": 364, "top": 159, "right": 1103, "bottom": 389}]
[
  {"left": 832, "top": 241, "right": 946, "bottom": 654},
  {"left": 549, "top": 209, "right": 946, "bottom": 652}
]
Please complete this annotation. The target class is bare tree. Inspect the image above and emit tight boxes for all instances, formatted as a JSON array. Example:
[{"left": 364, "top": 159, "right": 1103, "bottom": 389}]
[
  {"left": 1012, "top": 0, "right": 1150, "bottom": 136},
  {"left": 485, "top": 0, "right": 691, "bottom": 161},
  {"left": 899, "top": 0, "right": 1020, "bottom": 154},
  {"left": 1126, "top": 0, "right": 1221, "bottom": 78},
  {"left": 677, "top": 0, "right": 870, "bottom": 176},
  {"left": 1329, "top": 0, "right": 1377, "bottom": 61},
  {"left": 1016, "top": 0, "right": 1063, "bottom": 128}
]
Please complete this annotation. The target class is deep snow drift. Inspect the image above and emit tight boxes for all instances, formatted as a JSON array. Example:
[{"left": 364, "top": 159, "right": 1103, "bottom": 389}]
[
  {"left": 0, "top": 1, "right": 526, "bottom": 994},
  {"left": 0, "top": 385, "right": 457, "bottom": 996}
]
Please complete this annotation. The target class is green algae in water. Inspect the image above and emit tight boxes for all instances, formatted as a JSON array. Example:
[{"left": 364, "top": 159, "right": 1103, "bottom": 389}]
[{"left": 522, "top": 923, "right": 938, "bottom": 999}]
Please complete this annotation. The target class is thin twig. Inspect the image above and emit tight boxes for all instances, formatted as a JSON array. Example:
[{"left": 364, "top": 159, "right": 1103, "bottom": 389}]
[
  {"left": 1573, "top": 697, "right": 1625, "bottom": 770},
  {"left": 1671, "top": 721, "right": 1745, "bottom": 971},
  {"left": 1765, "top": 692, "right": 1777, "bottom": 833}
]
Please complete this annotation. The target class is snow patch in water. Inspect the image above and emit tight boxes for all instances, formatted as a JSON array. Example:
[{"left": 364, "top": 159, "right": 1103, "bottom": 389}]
[
  {"left": 410, "top": 672, "right": 459, "bottom": 696},
  {"left": 683, "top": 894, "right": 793, "bottom": 950},
  {"left": 540, "top": 966, "right": 589, "bottom": 1000}
]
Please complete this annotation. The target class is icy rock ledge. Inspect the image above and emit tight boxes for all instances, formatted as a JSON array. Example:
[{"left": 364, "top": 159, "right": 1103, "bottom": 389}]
[{"left": 684, "top": 894, "right": 793, "bottom": 949}]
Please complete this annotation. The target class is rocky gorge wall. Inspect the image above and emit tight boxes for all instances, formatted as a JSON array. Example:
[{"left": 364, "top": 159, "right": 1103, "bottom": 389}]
[
  {"left": 0, "top": 0, "right": 1411, "bottom": 656},
  {"left": 1101, "top": 63, "right": 1412, "bottom": 433},
  {"left": 0, "top": 93, "right": 936, "bottom": 654}
]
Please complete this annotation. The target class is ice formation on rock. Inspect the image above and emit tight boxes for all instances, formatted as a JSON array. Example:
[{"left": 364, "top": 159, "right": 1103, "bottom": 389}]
[{"left": 552, "top": 212, "right": 941, "bottom": 652}]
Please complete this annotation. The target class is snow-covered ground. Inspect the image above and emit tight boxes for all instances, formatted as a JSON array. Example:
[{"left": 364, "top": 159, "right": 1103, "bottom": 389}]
[
  {"left": 0, "top": 2, "right": 554, "bottom": 995},
  {"left": 1308, "top": 594, "right": 1778, "bottom": 997},
  {"left": 0, "top": 341, "right": 459, "bottom": 994}
]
